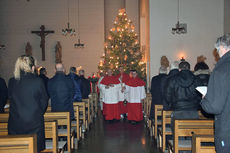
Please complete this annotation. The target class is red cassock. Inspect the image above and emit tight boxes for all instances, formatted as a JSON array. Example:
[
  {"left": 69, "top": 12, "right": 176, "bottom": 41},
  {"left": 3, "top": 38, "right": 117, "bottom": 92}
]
[
  {"left": 125, "top": 77, "right": 146, "bottom": 121},
  {"left": 116, "top": 73, "right": 130, "bottom": 114},
  {"left": 100, "top": 75, "right": 121, "bottom": 120}
]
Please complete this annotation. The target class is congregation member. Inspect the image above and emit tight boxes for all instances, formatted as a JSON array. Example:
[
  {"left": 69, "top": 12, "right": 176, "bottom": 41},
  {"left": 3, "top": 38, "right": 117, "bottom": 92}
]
[
  {"left": 79, "top": 69, "right": 91, "bottom": 99},
  {"left": 48, "top": 63, "right": 75, "bottom": 120},
  {"left": 68, "top": 67, "right": 82, "bottom": 102},
  {"left": 194, "top": 61, "right": 210, "bottom": 86},
  {"left": 162, "top": 61, "right": 179, "bottom": 110},
  {"left": 165, "top": 60, "right": 201, "bottom": 131},
  {"left": 8, "top": 55, "right": 48, "bottom": 152},
  {"left": 149, "top": 66, "right": 167, "bottom": 119},
  {"left": 116, "top": 66, "right": 130, "bottom": 118},
  {"left": 100, "top": 69, "right": 121, "bottom": 121},
  {"left": 125, "top": 70, "right": 146, "bottom": 124},
  {"left": 39, "top": 67, "right": 49, "bottom": 95},
  {"left": 201, "top": 34, "right": 230, "bottom": 153},
  {"left": 0, "top": 76, "right": 7, "bottom": 112}
]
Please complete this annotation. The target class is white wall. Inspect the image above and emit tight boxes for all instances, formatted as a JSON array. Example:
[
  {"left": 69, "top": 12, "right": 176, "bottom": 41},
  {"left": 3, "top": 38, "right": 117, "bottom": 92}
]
[
  {"left": 224, "top": 0, "right": 230, "bottom": 33},
  {"left": 0, "top": 0, "right": 104, "bottom": 81},
  {"left": 150, "top": 0, "right": 224, "bottom": 77}
]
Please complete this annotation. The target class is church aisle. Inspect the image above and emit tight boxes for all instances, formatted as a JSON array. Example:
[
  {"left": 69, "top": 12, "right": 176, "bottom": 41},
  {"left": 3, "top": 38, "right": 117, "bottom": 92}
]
[{"left": 75, "top": 112, "right": 159, "bottom": 153}]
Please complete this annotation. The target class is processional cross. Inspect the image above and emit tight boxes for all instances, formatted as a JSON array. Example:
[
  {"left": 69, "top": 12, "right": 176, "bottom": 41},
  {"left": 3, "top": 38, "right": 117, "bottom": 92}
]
[{"left": 31, "top": 25, "right": 54, "bottom": 61}]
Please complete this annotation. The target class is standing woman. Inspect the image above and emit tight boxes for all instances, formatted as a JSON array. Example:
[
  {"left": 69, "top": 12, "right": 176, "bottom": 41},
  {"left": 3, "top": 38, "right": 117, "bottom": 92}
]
[{"left": 8, "top": 55, "right": 48, "bottom": 152}]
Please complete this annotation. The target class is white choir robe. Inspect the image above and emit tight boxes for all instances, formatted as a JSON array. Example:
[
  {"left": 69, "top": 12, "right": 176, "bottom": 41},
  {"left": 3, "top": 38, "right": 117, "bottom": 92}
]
[
  {"left": 118, "top": 83, "right": 127, "bottom": 114},
  {"left": 125, "top": 84, "right": 146, "bottom": 121},
  {"left": 101, "top": 83, "right": 121, "bottom": 120},
  {"left": 97, "top": 76, "right": 104, "bottom": 110}
]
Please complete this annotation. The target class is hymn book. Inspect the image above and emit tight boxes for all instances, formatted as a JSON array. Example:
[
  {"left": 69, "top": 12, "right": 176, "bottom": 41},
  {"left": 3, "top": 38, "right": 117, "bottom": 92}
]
[{"left": 196, "top": 86, "right": 207, "bottom": 96}]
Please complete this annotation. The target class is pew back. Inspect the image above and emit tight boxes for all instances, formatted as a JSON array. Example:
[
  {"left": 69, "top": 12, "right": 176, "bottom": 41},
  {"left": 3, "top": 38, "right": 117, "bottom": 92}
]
[
  {"left": 43, "top": 121, "right": 58, "bottom": 153},
  {"left": 44, "top": 112, "right": 71, "bottom": 153},
  {"left": 192, "top": 135, "right": 215, "bottom": 153},
  {"left": 0, "top": 134, "right": 37, "bottom": 153},
  {"left": 154, "top": 105, "right": 163, "bottom": 139},
  {"left": 0, "top": 122, "right": 8, "bottom": 136},
  {"left": 169, "top": 119, "right": 214, "bottom": 153}
]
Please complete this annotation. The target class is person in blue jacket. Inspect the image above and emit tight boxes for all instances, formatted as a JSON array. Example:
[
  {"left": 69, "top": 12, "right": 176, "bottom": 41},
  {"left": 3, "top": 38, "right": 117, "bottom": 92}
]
[
  {"left": 67, "top": 67, "right": 82, "bottom": 102},
  {"left": 48, "top": 63, "right": 75, "bottom": 119}
]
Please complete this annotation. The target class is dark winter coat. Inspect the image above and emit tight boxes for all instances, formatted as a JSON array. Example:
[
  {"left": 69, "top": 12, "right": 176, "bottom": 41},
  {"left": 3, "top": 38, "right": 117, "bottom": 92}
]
[
  {"left": 162, "top": 69, "right": 179, "bottom": 110},
  {"left": 194, "top": 69, "right": 210, "bottom": 86},
  {"left": 48, "top": 72, "right": 75, "bottom": 119},
  {"left": 201, "top": 51, "right": 230, "bottom": 152},
  {"left": 79, "top": 75, "right": 91, "bottom": 99},
  {"left": 0, "top": 77, "right": 8, "bottom": 112},
  {"left": 67, "top": 73, "right": 82, "bottom": 102},
  {"left": 8, "top": 72, "right": 48, "bottom": 152},
  {"left": 165, "top": 70, "right": 201, "bottom": 111},
  {"left": 39, "top": 74, "right": 49, "bottom": 96},
  {"left": 150, "top": 73, "right": 167, "bottom": 119}
]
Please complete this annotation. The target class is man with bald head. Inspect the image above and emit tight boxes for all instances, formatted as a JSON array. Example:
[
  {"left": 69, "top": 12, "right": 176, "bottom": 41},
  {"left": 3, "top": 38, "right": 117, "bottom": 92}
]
[{"left": 48, "top": 63, "right": 75, "bottom": 119}]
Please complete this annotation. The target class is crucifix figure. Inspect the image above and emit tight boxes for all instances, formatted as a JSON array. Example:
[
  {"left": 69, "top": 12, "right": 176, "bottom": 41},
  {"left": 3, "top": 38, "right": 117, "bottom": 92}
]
[{"left": 31, "top": 25, "right": 54, "bottom": 61}]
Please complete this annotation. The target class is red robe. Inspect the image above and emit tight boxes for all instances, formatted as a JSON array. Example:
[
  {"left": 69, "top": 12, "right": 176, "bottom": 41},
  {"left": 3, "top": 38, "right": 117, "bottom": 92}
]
[
  {"left": 125, "top": 77, "right": 146, "bottom": 121},
  {"left": 100, "top": 75, "right": 121, "bottom": 120},
  {"left": 116, "top": 73, "right": 130, "bottom": 114}
]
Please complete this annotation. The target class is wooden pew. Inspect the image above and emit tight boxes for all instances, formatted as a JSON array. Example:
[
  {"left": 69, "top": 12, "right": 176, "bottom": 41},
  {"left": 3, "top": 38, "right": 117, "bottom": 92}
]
[
  {"left": 0, "top": 122, "right": 7, "bottom": 136},
  {"left": 82, "top": 98, "right": 92, "bottom": 128},
  {"left": 168, "top": 119, "right": 214, "bottom": 153},
  {"left": 158, "top": 110, "right": 210, "bottom": 153},
  {"left": 88, "top": 94, "right": 95, "bottom": 119},
  {"left": 153, "top": 105, "right": 163, "bottom": 139},
  {"left": 44, "top": 112, "right": 72, "bottom": 153},
  {"left": 145, "top": 96, "right": 152, "bottom": 135},
  {"left": 192, "top": 135, "right": 215, "bottom": 153},
  {"left": 0, "top": 113, "right": 9, "bottom": 123},
  {"left": 158, "top": 110, "right": 172, "bottom": 152},
  {"left": 42, "top": 121, "right": 65, "bottom": 153},
  {"left": 144, "top": 94, "right": 151, "bottom": 118},
  {"left": 73, "top": 102, "right": 86, "bottom": 131},
  {"left": 0, "top": 112, "right": 74, "bottom": 153},
  {"left": 91, "top": 92, "right": 98, "bottom": 114},
  {"left": 0, "top": 134, "right": 37, "bottom": 153},
  {"left": 72, "top": 104, "right": 82, "bottom": 143},
  {"left": 0, "top": 121, "right": 66, "bottom": 153}
]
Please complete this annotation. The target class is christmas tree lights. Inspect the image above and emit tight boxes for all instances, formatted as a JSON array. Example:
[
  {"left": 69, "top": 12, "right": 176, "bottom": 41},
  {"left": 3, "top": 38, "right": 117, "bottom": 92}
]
[{"left": 98, "top": 8, "right": 146, "bottom": 80}]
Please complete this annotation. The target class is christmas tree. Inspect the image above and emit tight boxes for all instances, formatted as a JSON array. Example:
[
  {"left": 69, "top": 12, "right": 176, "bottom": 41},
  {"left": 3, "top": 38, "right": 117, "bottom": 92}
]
[{"left": 98, "top": 8, "right": 146, "bottom": 80}]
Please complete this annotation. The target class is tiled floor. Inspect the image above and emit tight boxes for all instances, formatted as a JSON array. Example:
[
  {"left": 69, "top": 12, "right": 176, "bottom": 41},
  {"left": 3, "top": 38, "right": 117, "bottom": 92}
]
[{"left": 75, "top": 112, "right": 159, "bottom": 153}]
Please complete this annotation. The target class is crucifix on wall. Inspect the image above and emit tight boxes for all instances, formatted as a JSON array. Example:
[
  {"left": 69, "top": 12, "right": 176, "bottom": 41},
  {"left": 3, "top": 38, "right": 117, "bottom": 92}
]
[{"left": 31, "top": 25, "right": 54, "bottom": 61}]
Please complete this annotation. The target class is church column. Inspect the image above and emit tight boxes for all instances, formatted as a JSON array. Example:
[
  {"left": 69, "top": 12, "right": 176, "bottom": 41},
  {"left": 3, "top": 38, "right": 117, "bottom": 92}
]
[{"left": 140, "top": 0, "right": 150, "bottom": 91}]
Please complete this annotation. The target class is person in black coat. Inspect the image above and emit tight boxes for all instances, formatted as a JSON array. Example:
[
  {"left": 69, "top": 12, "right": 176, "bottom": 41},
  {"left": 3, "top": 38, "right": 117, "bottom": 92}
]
[
  {"left": 0, "top": 77, "right": 8, "bottom": 112},
  {"left": 194, "top": 62, "right": 210, "bottom": 86},
  {"left": 162, "top": 61, "right": 180, "bottom": 110},
  {"left": 48, "top": 63, "right": 75, "bottom": 120},
  {"left": 149, "top": 66, "right": 167, "bottom": 119},
  {"left": 79, "top": 69, "right": 91, "bottom": 99},
  {"left": 201, "top": 34, "right": 230, "bottom": 153},
  {"left": 67, "top": 67, "right": 82, "bottom": 102},
  {"left": 8, "top": 55, "right": 48, "bottom": 152},
  {"left": 165, "top": 60, "right": 201, "bottom": 131},
  {"left": 39, "top": 67, "right": 49, "bottom": 96}
]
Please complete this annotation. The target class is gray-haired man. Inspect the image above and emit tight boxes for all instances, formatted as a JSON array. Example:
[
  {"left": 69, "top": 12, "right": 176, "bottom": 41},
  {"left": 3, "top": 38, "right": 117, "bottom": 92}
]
[{"left": 201, "top": 34, "right": 230, "bottom": 153}]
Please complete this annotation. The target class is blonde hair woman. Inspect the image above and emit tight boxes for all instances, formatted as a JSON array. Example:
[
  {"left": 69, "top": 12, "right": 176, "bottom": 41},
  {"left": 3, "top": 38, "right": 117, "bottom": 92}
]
[
  {"left": 13, "top": 55, "right": 35, "bottom": 80},
  {"left": 8, "top": 55, "right": 48, "bottom": 152}
]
